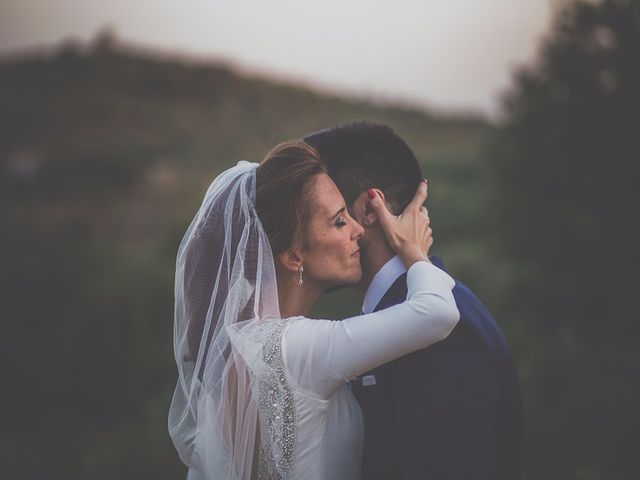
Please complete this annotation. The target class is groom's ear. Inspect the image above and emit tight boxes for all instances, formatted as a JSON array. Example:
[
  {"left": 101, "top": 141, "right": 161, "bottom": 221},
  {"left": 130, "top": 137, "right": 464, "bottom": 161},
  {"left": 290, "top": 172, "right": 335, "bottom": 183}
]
[
  {"left": 358, "top": 189, "right": 385, "bottom": 227},
  {"left": 278, "top": 247, "right": 303, "bottom": 273}
]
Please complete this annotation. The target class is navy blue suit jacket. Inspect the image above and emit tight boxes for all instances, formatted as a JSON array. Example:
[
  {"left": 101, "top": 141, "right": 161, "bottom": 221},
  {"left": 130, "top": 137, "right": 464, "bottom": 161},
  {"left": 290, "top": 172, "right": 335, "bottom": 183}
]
[{"left": 350, "top": 257, "right": 523, "bottom": 479}]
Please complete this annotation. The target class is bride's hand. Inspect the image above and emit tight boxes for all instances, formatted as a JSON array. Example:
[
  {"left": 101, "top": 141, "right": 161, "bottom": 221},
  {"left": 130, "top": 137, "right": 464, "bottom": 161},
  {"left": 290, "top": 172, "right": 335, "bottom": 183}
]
[{"left": 368, "top": 180, "right": 433, "bottom": 268}]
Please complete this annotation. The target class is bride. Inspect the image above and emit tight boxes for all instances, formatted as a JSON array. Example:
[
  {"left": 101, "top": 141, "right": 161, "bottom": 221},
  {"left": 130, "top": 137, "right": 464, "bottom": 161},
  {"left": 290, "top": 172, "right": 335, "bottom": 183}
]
[{"left": 169, "top": 140, "right": 459, "bottom": 479}]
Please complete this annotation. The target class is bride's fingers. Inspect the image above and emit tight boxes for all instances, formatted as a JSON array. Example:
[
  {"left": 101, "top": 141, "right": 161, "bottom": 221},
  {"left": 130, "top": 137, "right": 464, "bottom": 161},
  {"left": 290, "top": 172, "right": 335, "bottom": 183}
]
[
  {"left": 420, "top": 206, "right": 429, "bottom": 223},
  {"left": 426, "top": 225, "right": 433, "bottom": 239},
  {"left": 407, "top": 180, "right": 428, "bottom": 211},
  {"left": 368, "top": 188, "right": 395, "bottom": 233}
]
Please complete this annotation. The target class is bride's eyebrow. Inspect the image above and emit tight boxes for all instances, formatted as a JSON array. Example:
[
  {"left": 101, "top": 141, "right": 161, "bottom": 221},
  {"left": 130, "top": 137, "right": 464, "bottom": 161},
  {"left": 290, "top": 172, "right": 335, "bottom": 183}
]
[{"left": 330, "top": 207, "right": 346, "bottom": 220}]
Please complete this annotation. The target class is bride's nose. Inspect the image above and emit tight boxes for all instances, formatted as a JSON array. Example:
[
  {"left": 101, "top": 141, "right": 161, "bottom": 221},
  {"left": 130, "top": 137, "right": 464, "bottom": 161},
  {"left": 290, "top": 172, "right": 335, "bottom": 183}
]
[{"left": 351, "top": 219, "right": 364, "bottom": 240}]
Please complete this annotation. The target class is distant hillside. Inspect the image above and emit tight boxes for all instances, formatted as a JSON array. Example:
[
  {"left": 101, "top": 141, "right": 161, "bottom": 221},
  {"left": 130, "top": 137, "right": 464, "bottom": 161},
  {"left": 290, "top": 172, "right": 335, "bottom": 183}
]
[
  {"left": 0, "top": 36, "right": 491, "bottom": 192},
  {"left": 0, "top": 37, "right": 494, "bottom": 254}
]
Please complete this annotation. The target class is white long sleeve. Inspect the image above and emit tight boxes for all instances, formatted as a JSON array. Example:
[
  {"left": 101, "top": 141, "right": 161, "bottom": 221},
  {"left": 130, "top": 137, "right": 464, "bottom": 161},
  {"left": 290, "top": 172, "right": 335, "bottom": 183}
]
[{"left": 283, "top": 260, "right": 459, "bottom": 400}]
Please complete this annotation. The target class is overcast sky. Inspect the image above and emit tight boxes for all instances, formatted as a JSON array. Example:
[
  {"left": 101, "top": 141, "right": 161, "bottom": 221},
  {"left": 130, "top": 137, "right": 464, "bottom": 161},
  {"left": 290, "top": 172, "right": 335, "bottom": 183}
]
[{"left": 0, "top": 0, "right": 555, "bottom": 117}]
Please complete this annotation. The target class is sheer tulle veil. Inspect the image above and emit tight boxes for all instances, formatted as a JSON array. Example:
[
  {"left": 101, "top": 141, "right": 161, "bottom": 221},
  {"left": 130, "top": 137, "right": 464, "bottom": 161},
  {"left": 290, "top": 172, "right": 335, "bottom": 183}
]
[{"left": 169, "top": 161, "right": 282, "bottom": 479}]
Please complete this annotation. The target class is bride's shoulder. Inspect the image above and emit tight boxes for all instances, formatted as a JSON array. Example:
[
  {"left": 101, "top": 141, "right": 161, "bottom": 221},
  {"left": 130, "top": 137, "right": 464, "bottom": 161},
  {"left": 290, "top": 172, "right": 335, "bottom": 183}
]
[
  {"left": 228, "top": 316, "right": 305, "bottom": 340},
  {"left": 227, "top": 317, "right": 308, "bottom": 370},
  {"left": 229, "top": 316, "right": 336, "bottom": 354},
  {"left": 255, "top": 316, "right": 304, "bottom": 336},
  {"left": 258, "top": 315, "right": 316, "bottom": 342}
]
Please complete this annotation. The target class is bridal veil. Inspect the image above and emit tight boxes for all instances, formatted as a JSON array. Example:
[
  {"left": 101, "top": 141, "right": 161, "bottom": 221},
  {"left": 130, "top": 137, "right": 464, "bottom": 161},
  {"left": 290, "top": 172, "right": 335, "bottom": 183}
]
[{"left": 169, "top": 161, "right": 287, "bottom": 479}]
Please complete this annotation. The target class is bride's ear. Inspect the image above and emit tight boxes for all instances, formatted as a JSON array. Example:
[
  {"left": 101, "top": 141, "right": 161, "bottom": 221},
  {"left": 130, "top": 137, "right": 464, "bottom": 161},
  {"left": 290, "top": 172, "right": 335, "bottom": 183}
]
[{"left": 278, "top": 247, "right": 303, "bottom": 274}]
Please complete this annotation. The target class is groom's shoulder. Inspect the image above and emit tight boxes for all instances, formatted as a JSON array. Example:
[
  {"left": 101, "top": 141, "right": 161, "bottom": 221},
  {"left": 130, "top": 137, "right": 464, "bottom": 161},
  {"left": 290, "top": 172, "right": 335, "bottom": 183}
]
[
  {"left": 428, "top": 256, "right": 493, "bottom": 317},
  {"left": 428, "top": 255, "right": 472, "bottom": 295},
  {"left": 428, "top": 255, "right": 447, "bottom": 272},
  {"left": 426, "top": 256, "right": 516, "bottom": 363},
  {"left": 393, "top": 255, "right": 508, "bottom": 360}
]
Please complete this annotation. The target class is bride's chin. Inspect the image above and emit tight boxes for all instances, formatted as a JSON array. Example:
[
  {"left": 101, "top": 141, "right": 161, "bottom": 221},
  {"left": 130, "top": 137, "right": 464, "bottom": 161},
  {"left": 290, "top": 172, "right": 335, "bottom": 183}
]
[
  {"left": 326, "top": 270, "right": 361, "bottom": 291},
  {"left": 345, "top": 270, "right": 362, "bottom": 284}
]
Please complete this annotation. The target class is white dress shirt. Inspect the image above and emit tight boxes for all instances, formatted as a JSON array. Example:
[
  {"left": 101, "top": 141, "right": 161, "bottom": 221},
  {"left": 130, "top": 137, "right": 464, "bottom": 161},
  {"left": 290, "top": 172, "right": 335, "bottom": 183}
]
[{"left": 362, "top": 255, "right": 408, "bottom": 314}]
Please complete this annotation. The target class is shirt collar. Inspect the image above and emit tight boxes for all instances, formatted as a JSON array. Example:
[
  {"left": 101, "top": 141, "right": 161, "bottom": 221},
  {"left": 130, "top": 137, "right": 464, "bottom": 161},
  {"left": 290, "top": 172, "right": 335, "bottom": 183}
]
[{"left": 362, "top": 255, "right": 407, "bottom": 314}]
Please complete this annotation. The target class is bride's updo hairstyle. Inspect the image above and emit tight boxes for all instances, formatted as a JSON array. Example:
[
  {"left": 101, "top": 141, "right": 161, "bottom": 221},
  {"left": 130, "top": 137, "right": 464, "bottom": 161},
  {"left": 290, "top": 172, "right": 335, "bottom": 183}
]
[{"left": 255, "top": 140, "right": 326, "bottom": 255}]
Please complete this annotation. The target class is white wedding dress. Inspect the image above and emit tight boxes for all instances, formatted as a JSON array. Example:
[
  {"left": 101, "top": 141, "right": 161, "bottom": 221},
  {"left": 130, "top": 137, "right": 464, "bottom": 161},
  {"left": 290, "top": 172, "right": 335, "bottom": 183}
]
[{"left": 234, "top": 260, "right": 458, "bottom": 480}]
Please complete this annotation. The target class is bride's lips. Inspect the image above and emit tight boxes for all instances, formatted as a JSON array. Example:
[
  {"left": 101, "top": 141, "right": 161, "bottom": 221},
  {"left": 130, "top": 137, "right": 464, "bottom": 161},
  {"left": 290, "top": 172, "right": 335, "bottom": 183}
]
[{"left": 351, "top": 249, "right": 360, "bottom": 257}]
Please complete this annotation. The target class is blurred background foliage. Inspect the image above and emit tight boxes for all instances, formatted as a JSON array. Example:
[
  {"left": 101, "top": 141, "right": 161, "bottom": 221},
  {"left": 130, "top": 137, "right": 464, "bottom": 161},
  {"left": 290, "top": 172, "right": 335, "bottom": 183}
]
[{"left": 0, "top": 0, "right": 637, "bottom": 478}]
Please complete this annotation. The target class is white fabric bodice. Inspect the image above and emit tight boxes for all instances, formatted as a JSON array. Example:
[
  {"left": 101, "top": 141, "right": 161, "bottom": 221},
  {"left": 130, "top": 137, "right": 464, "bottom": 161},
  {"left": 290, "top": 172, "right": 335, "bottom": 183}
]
[
  {"left": 285, "top": 383, "right": 363, "bottom": 480},
  {"left": 237, "top": 260, "right": 459, "bottom": 479}
]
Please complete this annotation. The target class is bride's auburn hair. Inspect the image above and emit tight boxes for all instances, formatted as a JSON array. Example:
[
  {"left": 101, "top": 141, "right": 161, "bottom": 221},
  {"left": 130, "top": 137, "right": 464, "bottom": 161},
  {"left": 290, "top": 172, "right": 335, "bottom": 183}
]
[{"left": 256, "top": 140, "right": 326, "bottom": 254}]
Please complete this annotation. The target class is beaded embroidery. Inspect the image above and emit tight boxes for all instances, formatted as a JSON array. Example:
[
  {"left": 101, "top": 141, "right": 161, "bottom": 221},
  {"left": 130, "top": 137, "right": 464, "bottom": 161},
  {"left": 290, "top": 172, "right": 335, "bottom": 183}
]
[{"left": 250, "top": 319, "right": 297, "bottom": 479}]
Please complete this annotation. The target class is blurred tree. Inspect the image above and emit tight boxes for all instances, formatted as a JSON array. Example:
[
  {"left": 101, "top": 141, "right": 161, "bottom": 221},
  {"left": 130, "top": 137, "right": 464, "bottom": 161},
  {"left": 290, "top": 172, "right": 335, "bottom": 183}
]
[{"left": 490, "top": 0, "right": 640, "bottom": 478}]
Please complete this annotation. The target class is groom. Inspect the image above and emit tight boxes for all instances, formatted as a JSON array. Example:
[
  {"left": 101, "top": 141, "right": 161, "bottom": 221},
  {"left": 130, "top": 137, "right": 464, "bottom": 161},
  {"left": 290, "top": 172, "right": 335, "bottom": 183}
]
[{"left": 305, "top": 123, "right": 523, "bottom": 480}]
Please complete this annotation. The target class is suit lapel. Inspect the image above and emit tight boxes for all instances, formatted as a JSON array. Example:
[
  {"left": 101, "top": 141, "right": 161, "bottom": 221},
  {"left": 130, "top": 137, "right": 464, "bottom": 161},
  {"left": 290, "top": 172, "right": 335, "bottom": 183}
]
[{"left": 374, "top": 272, "right": 408, "bottom": 312}]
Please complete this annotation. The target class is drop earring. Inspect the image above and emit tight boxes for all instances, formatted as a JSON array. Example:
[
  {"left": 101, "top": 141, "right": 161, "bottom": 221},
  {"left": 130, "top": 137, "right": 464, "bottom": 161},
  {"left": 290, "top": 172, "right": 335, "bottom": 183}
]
[{"left": 297, "top": 265, "right": 304, "bottom": 286}]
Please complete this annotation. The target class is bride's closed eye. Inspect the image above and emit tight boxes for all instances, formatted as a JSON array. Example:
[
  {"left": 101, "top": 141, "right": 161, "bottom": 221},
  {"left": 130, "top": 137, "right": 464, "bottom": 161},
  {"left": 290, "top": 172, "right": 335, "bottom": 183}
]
[{"left": 331, "top": 206, "right": 348, "bottom": 228}]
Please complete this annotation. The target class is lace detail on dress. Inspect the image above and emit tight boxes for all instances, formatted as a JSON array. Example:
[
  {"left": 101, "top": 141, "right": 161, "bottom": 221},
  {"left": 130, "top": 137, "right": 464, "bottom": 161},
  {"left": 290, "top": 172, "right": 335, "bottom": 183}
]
[{"left": 250, "top": 319, "right": 297, "bottom": 479}]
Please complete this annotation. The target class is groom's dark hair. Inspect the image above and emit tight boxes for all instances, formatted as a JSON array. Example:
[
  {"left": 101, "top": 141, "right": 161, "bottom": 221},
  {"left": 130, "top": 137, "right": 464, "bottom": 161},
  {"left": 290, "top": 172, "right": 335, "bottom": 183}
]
[{"left": 304, "top": 122, "right": 422, "bottom": 215}]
